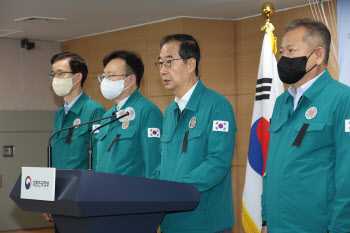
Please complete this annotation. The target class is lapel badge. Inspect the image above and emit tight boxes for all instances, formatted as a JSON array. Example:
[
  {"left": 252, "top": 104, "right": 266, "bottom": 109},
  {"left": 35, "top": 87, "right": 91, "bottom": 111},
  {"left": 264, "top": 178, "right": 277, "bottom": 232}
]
[
  {"left": 122, "top": 121, "right": 130, "bottom": 130},
  {"left": 189, "top": 117, "right": 197, "bottom": 129},
  {"left": 73, "top": 118, "right": 81, "bottom": 127},
  {"left": 305, "top": 107, "right": 317, "bottom": 120}
]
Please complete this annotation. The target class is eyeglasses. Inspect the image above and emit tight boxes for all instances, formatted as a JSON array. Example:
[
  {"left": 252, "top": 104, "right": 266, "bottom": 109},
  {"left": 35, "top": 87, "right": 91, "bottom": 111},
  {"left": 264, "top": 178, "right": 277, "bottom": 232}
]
[
  {"left": 49, "top": 71, "right": 75, "bottom": 79},
  {"left": 154, "top": 58, "right": 183, "bottom": 70},
  {"left": 98, "top": 74, "right": 131, "bottom": 82}
]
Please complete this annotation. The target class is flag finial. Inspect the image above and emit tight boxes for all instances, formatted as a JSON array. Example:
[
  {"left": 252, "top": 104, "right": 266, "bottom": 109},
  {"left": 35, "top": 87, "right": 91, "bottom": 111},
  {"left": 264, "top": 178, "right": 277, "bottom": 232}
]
[
  {"left": 261, "top": 2, "right": 277, "bottom": 54},
  {"left": 262, "top": 2, "right": 275, "bottom": 20}
]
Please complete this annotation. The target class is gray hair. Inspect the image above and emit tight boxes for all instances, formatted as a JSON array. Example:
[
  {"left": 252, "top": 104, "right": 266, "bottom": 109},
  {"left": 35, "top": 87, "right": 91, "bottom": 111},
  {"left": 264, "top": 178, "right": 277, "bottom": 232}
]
[{"left": 284, "top": 18, "right": 331, "bottom": 64}]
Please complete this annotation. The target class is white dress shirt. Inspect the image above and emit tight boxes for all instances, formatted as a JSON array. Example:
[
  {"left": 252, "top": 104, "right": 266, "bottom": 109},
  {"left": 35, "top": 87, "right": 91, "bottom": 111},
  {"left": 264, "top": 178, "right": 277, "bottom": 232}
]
[
  {"left": 116, "top": 96, "right": 130, "bottom": 111},
  {"left": 288, "top": 70, "right": 325, "bottom": 110},
  {"left": 174, "top": 81, "right": 199, "bottom": 112}
]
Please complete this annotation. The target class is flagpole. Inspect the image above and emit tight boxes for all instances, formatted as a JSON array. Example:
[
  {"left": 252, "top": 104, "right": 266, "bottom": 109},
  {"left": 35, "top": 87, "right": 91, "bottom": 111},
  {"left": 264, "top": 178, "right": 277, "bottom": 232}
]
[{"left": 242, "top": 2, "right": 285, "bottom": 233}]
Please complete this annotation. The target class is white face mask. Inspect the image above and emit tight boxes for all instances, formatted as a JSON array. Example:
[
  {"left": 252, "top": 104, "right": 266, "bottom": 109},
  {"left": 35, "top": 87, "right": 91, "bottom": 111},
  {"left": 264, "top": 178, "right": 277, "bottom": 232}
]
[
  {"left": 100, "top": 76, "right": 130, "bottom": 100},
  {"left": 52, "top": 74, "right": 78, "bottom": 97}
]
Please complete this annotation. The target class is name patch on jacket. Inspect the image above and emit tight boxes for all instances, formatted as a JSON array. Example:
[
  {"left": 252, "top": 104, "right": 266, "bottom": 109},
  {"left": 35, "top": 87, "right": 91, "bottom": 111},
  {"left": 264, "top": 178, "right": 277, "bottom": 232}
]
[
  {"left": 92, "top": 124, "right": 101, "bottom": 133},
  {"left": 213, "top": 121, "right": 229, "bottom": 132},
  {"left": 345, "top": 119, "right": 350, "bottom": 132},
  {"left": 148, "top": 128, "right": 160, "bottom": 138}
]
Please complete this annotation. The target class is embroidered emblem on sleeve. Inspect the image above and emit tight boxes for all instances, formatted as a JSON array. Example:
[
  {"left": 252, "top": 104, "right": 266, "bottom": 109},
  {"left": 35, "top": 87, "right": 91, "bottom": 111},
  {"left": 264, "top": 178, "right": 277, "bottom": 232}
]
[
  {"left": 148, "top": 128, "right": 160, "bottom": 138},
  {"left": 345, "top": 119, "right": 350, "bottom": 133},
  {"left": 213, "top": 121, "right": 229, "bottom": 132},
  {"left": 92, "top": 124, "right": 101, "bottom": 133}
]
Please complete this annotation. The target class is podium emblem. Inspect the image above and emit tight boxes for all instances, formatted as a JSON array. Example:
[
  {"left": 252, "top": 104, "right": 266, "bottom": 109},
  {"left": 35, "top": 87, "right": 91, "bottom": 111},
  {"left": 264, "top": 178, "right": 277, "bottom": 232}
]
[{"left": 25, "top": 176, "right": 32, "bottom": 190}]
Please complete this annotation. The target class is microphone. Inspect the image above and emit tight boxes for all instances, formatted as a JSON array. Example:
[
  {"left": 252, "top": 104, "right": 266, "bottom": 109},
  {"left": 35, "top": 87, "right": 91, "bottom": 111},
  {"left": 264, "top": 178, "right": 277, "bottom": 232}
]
[
  {"left": 87, "top": 107, "right": 135, "bottom": 171},
  {"left": 118, "top": 107, "right": 136, "bottom": 122},
  {"left": 124, "top": 107, "right": 135, "bottom": 121},
  {"left": 47, "top": 112, "right": 129, "bottom": 168}
]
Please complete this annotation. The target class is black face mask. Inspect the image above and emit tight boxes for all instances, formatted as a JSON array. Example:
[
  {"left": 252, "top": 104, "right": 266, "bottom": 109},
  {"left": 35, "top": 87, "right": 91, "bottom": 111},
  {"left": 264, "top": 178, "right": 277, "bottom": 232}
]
[{"left": 277, "top": 51, "right": 317, "bottom": 84}]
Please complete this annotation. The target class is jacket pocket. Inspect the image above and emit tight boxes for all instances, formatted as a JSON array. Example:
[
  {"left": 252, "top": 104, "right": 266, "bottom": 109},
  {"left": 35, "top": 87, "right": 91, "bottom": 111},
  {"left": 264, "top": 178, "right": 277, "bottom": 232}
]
[
  {"left": 294, "top": 122, "right": 325, "bottom": 132},
  {"left": 268, "top": 122, "right": 284, "bottom": 133},
  {"left": 187, "top": 128, "right": 204, "bottom": 141},
  {"left": 75, "top": 125, "right": 89, "bottom": 136},
  {"left": 95, "top": 129, "right": 108, "bottom": 141},
  {"left": 293, "top": 121, "right": 330, "bottom": 158},
  {"left": 118, "top": 128, "right": 136, "bottom": 139},
  {"left": 160, "top": 131, "right": 173, "bottom": 143}
]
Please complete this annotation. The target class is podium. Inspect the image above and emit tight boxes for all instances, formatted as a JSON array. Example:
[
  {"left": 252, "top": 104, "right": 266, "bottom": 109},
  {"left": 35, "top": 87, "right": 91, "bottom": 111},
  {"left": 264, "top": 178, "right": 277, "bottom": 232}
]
[{"left": 10, "top": 170, "right": 200, "bottom": 233}]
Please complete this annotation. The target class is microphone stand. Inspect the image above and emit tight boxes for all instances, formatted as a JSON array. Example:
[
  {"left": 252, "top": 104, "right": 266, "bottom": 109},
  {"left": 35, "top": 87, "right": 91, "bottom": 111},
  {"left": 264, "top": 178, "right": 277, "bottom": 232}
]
[
  {"left": 47, "top": 113, "right": 127, "bottom": 168},
  {"left": 88, "top": 108, "right": 134, "bottom": 171},
  {"left": 87, "top": 117, "right": 123, "bottom": 171}
]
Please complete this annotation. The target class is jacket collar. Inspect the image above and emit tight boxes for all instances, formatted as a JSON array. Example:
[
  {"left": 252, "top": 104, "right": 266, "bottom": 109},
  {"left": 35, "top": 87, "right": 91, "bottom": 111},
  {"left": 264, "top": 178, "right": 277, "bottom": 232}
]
[
  {"left": 58, "top": 91, "right": 88, "bottom": 115},
  {"left": 283, "top": 69, "right": 332, "bottom": 104},
  {"left": 168, "top": 80, "right": 206, "bottom": 113},
  {"left": 119, "top": 89, "right": 142, "bottom": 111},
  {"left": 108, "top": 90, "right": 142, "bottom": 116}
]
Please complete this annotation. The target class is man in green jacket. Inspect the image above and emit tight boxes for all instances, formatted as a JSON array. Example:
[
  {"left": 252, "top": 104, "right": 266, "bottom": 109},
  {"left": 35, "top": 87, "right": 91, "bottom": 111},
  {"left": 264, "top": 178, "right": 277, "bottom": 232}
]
[
  {"left": 95, "top": 50, "right": 162, "bottom": 178},
  {"left": 50, "top": 52, "right": 106, "bottom": 170},
  {"left": 153, "top": 34, "right": 237, "bottom": 233},
  {"left": 262, "top": 19, "right": 350, "bottom": 233},
  {"left": 45, "top": 52, "right": 106, "bottom": 231}
]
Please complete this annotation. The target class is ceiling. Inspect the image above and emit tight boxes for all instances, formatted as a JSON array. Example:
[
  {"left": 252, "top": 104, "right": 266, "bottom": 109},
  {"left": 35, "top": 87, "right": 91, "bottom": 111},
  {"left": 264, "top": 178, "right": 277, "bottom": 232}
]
[{"left": 0, "top": 0, "right": 311, "bottom": 42}]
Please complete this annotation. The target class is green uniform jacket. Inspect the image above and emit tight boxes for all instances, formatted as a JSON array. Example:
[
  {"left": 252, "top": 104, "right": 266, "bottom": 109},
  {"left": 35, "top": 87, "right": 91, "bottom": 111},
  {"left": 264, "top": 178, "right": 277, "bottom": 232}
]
[
  {"left": 52, "top": 92, "right": 106, "bottom": 170},
  {"left": 95, "top": 90, "right": 163, "bottom": 178},
  {"left": 262, "top": 70, "right": 350, "bottom": 233},
  {"left": 155, "top": 80, "right": 237, "bottom": 233}
]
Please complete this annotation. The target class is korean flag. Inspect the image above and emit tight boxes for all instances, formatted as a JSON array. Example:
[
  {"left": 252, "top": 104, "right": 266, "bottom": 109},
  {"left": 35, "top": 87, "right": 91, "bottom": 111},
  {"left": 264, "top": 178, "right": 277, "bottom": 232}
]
[
  {"left": 148, "top": 128, "right": 160, "bottom": 138},
  {"left": 213, "top": 120, "right": 229, "bottom": 132}
]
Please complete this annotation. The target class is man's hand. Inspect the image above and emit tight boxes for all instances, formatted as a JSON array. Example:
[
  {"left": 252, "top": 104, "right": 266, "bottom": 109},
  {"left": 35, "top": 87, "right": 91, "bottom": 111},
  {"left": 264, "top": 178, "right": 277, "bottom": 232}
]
[
  {"left": 261, "top": 226, "right": 268, "bottom": 233},
  {"left": 43, "top": 213, "right": 53, "bottom": 222}
]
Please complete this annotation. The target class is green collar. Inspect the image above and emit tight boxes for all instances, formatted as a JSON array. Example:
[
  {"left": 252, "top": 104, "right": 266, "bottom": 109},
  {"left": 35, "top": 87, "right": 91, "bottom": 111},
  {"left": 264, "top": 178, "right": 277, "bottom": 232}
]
[
  {"left": 115, "top": 90, "right": 142, "bottom": 112},
  {"left": 302, "top": 69, "right": 332, "bottom": 102},
  {"left": 283, "top": 69, "right": 332, "bottom": 104},
  {"left": 59, "top": 92, "right": 88, "bottom": 115}
]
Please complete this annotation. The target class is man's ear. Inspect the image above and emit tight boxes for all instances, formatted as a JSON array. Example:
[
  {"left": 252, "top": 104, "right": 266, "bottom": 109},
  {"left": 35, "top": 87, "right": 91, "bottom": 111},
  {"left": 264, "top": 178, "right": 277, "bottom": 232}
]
[
  {"left": 187, "top": 58, "right": 196, "bottom": 73},
  {"left": 129, "top": 74, "right": 137, "bottom": 86},
  {"left": 315, "top": 46, "right": 326, "bottom": 65},
  {"left": 75, "top": 73, "right": 83, "bottom": 84}
]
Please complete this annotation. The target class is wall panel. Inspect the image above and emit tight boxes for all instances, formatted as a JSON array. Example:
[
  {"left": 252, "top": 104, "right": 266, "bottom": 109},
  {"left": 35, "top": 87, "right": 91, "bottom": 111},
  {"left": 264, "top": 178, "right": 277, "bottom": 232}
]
[
  {"left": 0, "top": 111, "right": 56, "bottom": 231},
  {"left": 182, "top": 18, "right": 236, "bottom": 95}
]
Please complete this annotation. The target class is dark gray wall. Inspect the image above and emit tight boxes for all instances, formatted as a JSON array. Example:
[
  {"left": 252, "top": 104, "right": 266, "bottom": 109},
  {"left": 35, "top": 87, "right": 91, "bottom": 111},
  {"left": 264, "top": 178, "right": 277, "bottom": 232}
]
[{"left": 0, "top": 110, "right": 56, "bottom": 231}]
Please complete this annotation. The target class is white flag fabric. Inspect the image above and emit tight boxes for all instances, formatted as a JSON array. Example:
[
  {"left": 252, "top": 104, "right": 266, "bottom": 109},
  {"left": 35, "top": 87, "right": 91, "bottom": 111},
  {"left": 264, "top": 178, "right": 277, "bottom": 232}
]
[
  {"left": 242, "top": 32, "right": 284, "bottom": 232},
  {"left": 338, "top": 0, "right": 350, "bottom": 86}
]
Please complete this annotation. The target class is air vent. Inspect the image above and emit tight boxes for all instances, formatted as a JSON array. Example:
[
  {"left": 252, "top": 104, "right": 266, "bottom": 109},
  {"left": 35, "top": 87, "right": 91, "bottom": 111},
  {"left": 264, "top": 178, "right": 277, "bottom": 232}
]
[
  {"left": 14, "top": 16, "right": 67, "bottom": 23},
  {"left": 0, "top": 30, "right": 22, "bottom": 37}
]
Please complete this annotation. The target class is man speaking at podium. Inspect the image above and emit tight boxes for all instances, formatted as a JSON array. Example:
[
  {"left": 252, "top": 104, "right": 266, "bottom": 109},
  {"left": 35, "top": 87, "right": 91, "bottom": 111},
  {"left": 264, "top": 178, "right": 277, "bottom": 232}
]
[
  {"left": 95, "top": 50, "right": 163, "bottom": 178},
  {"left": 153, "top": 34, "right": 237, "bottom": 233},
  {"left": 44, "top": 52, "right": 106, "bottom": 231}
]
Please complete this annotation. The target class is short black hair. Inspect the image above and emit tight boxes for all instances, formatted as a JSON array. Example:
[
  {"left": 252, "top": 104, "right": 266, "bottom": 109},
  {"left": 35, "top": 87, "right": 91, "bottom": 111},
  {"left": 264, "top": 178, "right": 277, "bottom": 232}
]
[
  {"left": 284, "top": 18, "right": 331, "bottom": 64},
  {"left": 160, "top": 34, "right": 201, "bottom": 76},
  {"left": 103, "top": 50, "right": 144, "bottom": 88},
  {"left": 50, "top": 52, "right": 88, "bottom": 87}
]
